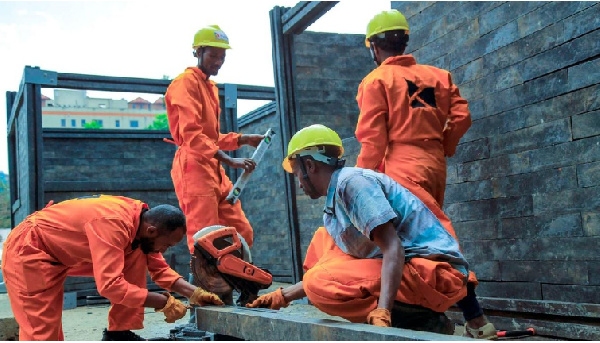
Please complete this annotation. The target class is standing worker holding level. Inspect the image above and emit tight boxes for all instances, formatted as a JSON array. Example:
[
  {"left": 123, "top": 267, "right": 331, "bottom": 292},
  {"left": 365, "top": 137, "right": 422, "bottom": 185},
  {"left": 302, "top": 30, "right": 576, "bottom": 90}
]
[
  {"left": 248, "top": 125, "right": 493, "bottom": 337},
  {"left": 165, "top": 26, "right": 263, "bottom": 275},
  {"left": 1, "top": 195, "right": 224, "bottom": 341},
  {"left": 355, "top": 10, "right": 495, "bottom": 338},
  {"left": 355, "top": 9, "right": 471, "bottom": 208}
]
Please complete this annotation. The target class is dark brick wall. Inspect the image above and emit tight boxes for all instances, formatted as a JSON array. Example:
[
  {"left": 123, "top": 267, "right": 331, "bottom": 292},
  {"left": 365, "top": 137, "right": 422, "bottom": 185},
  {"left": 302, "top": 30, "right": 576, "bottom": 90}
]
[
  {"left": 237, "top": 104, "right": 294, "bottom": 281},
  {"left": 391, "top": 1, "right": 600, "bottom": 303},
  {"left": 41, "top": 130, "right": 191, "bottom": 279},
  {"left": 292, "top": 32, "right": 374, "bottom": 261}
]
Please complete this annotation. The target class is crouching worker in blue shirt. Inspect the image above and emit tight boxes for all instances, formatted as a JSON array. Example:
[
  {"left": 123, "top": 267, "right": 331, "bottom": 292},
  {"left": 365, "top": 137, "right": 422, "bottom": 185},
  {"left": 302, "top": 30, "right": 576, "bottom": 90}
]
[{"left": 247, "top": 124, "right": 495, "bottom": 338}]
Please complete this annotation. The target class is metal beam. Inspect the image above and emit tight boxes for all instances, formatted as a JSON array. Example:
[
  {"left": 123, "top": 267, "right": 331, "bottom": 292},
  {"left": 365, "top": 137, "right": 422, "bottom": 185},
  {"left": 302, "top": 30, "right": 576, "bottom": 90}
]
[
  {"left": 6, "top": 91, "right": 17, "bottom": 229},
  {"left": 194, "top": 306, "right": 468, "bottom": 341},
  {"left": 282, "top": 1, "right": 338, "bottom": 34},
  {"left": 270, "top": 5, "right": 304, "bottom": 283},
  {"left": 221, "top": 84, "right": 239, "bottom": 182}
]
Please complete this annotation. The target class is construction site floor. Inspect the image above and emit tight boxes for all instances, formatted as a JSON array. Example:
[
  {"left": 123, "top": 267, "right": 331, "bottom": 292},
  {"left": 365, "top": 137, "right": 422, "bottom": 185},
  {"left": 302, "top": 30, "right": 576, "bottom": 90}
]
[{"left": 0, "top": 288, "right": 556, "bottom": 341}]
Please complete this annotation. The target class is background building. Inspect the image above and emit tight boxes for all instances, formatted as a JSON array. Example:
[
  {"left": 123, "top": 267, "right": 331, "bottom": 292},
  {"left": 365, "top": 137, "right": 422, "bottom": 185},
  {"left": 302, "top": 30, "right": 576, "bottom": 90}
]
[{"left": 41, "top": 89, "right": 165, "bottom": 129}]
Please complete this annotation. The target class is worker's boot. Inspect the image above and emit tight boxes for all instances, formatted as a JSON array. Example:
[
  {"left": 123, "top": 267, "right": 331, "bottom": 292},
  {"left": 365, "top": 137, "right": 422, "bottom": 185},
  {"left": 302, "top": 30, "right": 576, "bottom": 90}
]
[
  {"left": 391, "top": 302, "right": 454, "bottom": 335},
  {"left": 102, "top": 329, "right": 146, "bottom": 341}
]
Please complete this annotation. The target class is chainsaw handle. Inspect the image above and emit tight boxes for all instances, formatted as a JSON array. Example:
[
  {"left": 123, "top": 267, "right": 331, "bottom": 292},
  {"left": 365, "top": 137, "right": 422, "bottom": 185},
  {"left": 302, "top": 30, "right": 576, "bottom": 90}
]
[{"left": 195, "top": 227, "right": 241, "bottom": 258}]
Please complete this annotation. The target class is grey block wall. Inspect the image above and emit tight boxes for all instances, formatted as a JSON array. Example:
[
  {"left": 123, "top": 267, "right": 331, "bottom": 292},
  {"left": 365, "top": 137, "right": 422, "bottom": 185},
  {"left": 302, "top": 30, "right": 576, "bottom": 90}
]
[
  {"left": 41, "top": 130, "right": 191, "bottom": 281},
  {"left": 392, "top": 1, "right": 600, "bottom": 303},
  {"left": 293, "top": 32, "right": 374, "bottom": 262},
  {"left": 237, "top": 104, "right": 294, "bottom": 281}
]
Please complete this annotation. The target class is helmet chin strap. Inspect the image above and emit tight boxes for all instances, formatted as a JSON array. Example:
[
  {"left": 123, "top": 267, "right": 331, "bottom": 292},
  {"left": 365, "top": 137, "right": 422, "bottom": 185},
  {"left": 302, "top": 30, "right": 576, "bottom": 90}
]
[
  {"left": 369, "top": 43, "right": 379, "bottom": 66},
  {"left": 298, "top": 157, "right": 320, "bottom": 196}
]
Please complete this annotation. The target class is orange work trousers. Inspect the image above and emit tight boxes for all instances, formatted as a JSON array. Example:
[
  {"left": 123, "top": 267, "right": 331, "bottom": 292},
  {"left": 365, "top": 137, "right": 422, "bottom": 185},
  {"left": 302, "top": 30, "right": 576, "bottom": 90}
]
[
  {"left": 302, "top": 227, "right": 467, "bottom": 323},
  {"left": 383, "top": 141, "right": 447, "bottom": 207},
  {"left": 1, "top": 221, "right": 152, "bottom": 341},
  {"left": 171, "top": 148, "right": 253, "bottom": 253}
]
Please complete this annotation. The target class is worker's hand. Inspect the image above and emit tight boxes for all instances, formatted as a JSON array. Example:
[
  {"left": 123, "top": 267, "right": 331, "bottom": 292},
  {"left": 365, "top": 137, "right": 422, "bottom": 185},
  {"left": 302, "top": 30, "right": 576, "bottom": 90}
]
[
  {"left": 189, "top": 287, "right": 225, "bottom": 306},
  {"left": 155, "top": 292, "right": 190, "bottom": 323},
  {"left": 245, "top": 288, "right": 290, "bottom": 310},
  {"left": 239, "top": 134, "right": 264, "bottom": 148},
  {"left": 367, "top": 308, "right": 391, "bottom": 327},
  {"left": 225, "top": 157, "right": 257, "bottom": 172}
]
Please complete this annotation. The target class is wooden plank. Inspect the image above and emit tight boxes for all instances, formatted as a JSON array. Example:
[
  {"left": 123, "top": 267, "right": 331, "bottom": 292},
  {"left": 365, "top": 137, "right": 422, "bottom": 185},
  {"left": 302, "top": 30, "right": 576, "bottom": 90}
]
[{"left": 195, "top": 306, "right": 471, "bottom": 341}]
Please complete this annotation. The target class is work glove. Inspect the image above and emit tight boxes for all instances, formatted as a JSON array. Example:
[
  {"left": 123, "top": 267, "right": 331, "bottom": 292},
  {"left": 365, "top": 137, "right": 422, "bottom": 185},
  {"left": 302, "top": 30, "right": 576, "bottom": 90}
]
[
  {"left": 245, "top": 288, "right": 290, "bottom": 310},
  {"left": 367, "top": 308, "right": 392, "bottom": 327},
  {"left": 189, "top": 287, "right": 225, "bottom": 306},
  {"left": 155, "top": 292, "right": 190, "bottom": 323}
]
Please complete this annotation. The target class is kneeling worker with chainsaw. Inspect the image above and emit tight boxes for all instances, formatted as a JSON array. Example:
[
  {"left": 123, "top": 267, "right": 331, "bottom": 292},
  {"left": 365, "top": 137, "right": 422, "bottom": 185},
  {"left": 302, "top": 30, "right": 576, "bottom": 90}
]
[
  {"left": 247, "top": 124, "right": 493, "bottom": 337},
  {"left": 1, "top": 195, "right": 224, "bottom": 341}
]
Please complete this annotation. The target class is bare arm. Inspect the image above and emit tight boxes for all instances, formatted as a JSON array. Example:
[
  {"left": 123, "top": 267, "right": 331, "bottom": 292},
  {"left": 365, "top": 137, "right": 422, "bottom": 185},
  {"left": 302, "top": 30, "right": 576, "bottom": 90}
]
[
  {"left": 170, "top": 278, "right": 197, "bottom": 299},
  {"left": 215, "top": 150, "right": 257, "bottom": 172},
  {"left": 281, "top": 281, "right": 306, "bottom": 303},
  {"left": 371, "top": 221, "right": 405, "bottom": 311},
  {"left": 144, "top": 292, "right": 169, "bottom": 309}
]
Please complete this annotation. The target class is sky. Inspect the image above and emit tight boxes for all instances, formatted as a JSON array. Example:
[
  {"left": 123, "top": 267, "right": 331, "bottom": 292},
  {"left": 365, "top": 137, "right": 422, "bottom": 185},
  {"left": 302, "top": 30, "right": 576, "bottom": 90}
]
[{"left": 0, "top": 0, "right": 390, "bottom": 174}]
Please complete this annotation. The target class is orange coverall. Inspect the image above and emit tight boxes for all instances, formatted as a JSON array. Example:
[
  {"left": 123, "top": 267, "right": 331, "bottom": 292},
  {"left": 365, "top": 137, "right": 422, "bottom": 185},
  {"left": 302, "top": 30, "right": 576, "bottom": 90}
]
[
  {"left": 0, "top": 195, "right": 182, "bottom": 341},
  {"left": 355, "top": 54, "right": 471, "bottom": 207},
  {"left": 302, "top": 227, "right": 467, "bottom": 323},
  {"left": 165, "top": 67, "right": 253, "bottom": 253}
]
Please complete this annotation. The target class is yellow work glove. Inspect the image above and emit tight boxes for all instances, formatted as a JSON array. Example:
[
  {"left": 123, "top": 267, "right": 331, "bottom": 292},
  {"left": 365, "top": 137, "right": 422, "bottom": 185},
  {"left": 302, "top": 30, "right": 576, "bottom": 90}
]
[
  {"left": 245, "top": 288, "right": 290, "bottom": 310},
  {"left": 367, "top": 308, "right": 392, "bottom": 327},
  {"left": 189, "top": 287, "right": 225, "bottom": 306},
  {"left": 155, "top": 292, "right": 190, "bottom": 323}
]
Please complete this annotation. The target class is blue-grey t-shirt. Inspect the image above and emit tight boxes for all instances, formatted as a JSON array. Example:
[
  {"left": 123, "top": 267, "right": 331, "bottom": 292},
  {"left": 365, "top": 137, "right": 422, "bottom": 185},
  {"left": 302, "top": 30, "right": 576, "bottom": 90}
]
[{"left": 323, "top": 167, "right": 469, "bottom": 276}]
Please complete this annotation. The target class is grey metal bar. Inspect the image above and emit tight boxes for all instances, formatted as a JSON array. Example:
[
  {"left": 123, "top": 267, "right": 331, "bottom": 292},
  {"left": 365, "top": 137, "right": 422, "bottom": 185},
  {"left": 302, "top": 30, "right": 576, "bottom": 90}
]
[
  {"left": 42, "top": 128, "right": 171, "bottom": 139},
  {"left": 270, "top": 6, "right": 304, "bottom": 283},
  {"left": 44, "top": 180, "right": 173, "bottom": 192},
  {"left": 282, "top": 1, "right": 338, "bottom": 35},
  {"left": 6, "top": 91, "right": 17, "bottom": 228},
  {"left": 32, "top": 83, "right": 45, "bottom": 210},
  {"left": 222, "top": 84, "right": 239, "bottom": 182},
  {"left": 25, "top": 84, "right": 38, "bottom": 215}
]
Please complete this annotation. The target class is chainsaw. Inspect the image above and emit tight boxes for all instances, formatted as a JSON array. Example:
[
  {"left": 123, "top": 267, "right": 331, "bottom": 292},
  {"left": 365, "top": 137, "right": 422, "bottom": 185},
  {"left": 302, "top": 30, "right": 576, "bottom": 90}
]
[{"left": 191, "top": 226, "right": 272, "bottom": 306}]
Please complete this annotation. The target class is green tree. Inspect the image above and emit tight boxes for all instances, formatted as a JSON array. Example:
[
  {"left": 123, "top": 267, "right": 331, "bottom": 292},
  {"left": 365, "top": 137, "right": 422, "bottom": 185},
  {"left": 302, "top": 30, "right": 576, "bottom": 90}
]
[
  {"left": 146, "top": 114, "right": 169, "bottom": 130},
  {"left": 83, "top": 120, "right": 103, "bottom": 129},
  {"left": 0, "top": 175, "right": 10, "bottom": 228}
]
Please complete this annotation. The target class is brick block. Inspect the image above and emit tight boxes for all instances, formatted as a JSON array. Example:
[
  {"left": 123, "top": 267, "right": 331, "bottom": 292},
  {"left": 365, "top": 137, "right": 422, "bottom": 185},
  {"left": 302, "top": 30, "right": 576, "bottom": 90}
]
[
  {"left": 479, "top": 2, "right": 545, "bottom": 35},
  {"left": 533, "top": 186, "right": 600, "bottom": 214},
  {"left": 458, "top": 153, "right": 530, "bottom": 182},
  {"left": 445, "top": 195, "right": 532, "bottom": 222},
  {"left": 578, "top": 161, "right": 600, "bottom": 188},
  {"left": 485, "top": 69, "right": 569, "bottom": 119},
  {"left": 569, "top": 58, "right": 600, "bottom": 93},
  {"left": 500, "top": 212, "right": 583, "bottom": 239},
  {"left": 582, "top": 211, "right": 600, "bottom": 236},
  {"left": 590, "top": 261, "right": 600, "bottom": 285},
  {"left": 563, "top": 3, "right": 600, "bottom": 43},
  {"left": 489, "top": 118, "right": 571, "bottom": 157},
  {"left": 542, "top": 284, "right": 600, "bottom": 304},
  {"left": 469, "top": 261, "right": 500, "bottom": 281},
  {"left": 499, "top": 261, "right": 588, "bottom": 284},
  {"left": 518, "top": 2, "right": 598, "bottom": 38},
  {"left": 453, "top": 219, "right": 497, "bottom": 241},
  {"left": 520, "top": 29, "right": 600, "bottom": 82},
  {"left": 445, "top": 180, "right": 493, "bottom": 204},
  {"left": 391, "top": 2, "right": 435, "bottom": 20},
  {"left": 475, "top": 281, "right": 542, "bottom": 299},
  {"left": 528, "top": 135, "right": 600, "bottom": 174},
  {"left": 452, "top": 58, "right": 483, "bottom": 85},
  {"left": 449, "top": 138, "right": 490, "bottom": 165},
  {"left": 492, "top": 166, "right": 578, "bottom": 198},
  {"left": 573, "top": 110, "right": 600, "bottom": 140}
]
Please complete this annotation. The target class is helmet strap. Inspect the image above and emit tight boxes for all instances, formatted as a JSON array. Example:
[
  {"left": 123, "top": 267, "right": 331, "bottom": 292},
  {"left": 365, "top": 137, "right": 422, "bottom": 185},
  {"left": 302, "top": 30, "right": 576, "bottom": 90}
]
[
  {"left": 369, "top": 44, "right": 380, "bottom": 66},
  {"left": 294, "top": 146, "right": 345, "bottom": 169},
  {"left": 298, "top": 157, "right": 320, "bottom": 196}
]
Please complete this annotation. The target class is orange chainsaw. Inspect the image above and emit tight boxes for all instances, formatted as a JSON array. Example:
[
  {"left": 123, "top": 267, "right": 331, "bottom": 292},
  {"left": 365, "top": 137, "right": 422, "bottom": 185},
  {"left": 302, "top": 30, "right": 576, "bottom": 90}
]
[{"left": 192, "top": 226, "right": 272, "bottom": 306}]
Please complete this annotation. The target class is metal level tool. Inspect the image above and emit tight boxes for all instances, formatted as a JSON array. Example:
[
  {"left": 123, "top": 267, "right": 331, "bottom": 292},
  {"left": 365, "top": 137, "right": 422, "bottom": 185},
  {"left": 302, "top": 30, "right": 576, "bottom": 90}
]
[{"left": 226, "top": 128, "right": 276, "bottom": 204}]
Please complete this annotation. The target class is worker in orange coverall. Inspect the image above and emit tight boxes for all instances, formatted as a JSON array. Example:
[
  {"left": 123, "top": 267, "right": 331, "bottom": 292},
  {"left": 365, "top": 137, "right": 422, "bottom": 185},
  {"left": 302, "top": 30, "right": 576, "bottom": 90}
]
[
  {"left": 165, "top": 25, "right": 263, "bottom": 255},
  {"left": 354, "top": 10, "right": 495, "bottom": 338},
  {"left": 247, "top": 125, "right": 496, "bottom": 338},
  {"left": 355, "top": 9, "right": 472, "bottom": 208},
  {"left": 1, "top": 195, "right": 224, "bottom": 341}
]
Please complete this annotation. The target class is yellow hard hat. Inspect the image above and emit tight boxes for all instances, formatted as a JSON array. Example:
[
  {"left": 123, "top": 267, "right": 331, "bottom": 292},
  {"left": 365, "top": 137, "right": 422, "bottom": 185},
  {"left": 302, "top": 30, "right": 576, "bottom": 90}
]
[
  {"left": 282, "top": 124, "right": 344, "bottom": 173},
  {"left": 192, "top": 25, "right": 231, "bottom": 50},
  {"left": 365, "top": 10, "right": 409, "bottom": 47}
]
